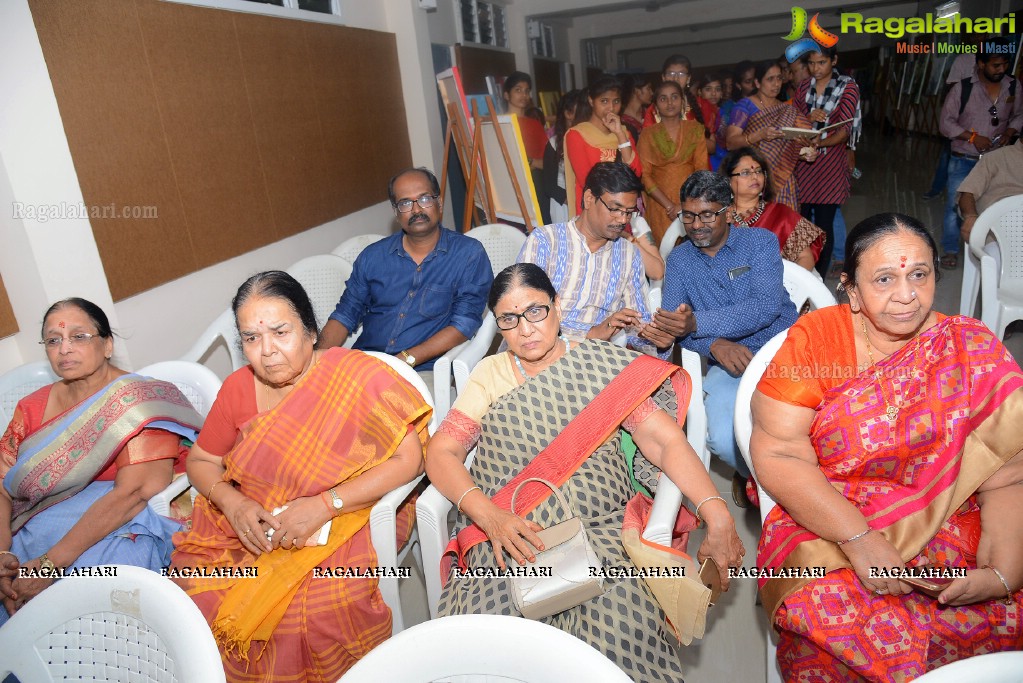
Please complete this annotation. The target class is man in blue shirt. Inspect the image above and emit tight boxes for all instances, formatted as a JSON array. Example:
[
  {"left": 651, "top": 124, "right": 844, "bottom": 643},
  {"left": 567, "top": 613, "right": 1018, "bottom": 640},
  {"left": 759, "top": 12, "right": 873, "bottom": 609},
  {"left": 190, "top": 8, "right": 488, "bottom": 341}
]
[
  {"left": 658, "top": 171, "right": 797, "bottom": 506},
  {"left": 317, "top": 168, "right": 492, "bottom": 377}
]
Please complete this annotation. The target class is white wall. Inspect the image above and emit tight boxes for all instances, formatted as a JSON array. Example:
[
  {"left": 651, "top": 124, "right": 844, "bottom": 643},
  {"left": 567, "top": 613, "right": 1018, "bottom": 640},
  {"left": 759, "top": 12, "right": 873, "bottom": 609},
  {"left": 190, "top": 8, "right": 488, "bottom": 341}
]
[{"left": 0, "top": 0, "right": 439, "bottom": 377}]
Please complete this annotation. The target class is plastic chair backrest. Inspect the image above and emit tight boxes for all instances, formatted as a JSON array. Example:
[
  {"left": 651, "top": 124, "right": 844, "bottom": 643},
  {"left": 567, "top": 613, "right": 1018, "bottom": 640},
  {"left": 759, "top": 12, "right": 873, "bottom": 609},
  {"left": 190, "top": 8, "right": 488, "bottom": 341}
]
[
  {"left": 0, "top": 361, "right": 59, "bottom": 427},
  {"left": 782, "top": 260, "right": 837, "bottom": 311},
  {"left": 136, "top": 360, "right": 223, "bottom": 418},
  {"left": 180, "top": 308, "right": 247, "bottom": 372},
  {"left": 331, "top": 233, "right": 386, "bottom": 268},
  {"left": 986, "top": 198, "right": 1023, "bottom": 293},
  {"left": 341, "top": 614, "right": 632, "bottom": 682},
  {"left": 285, "top": 254, "right": 354, "bottom": 330},
  {"left": 0, "top": 565, "right": 226, "bottom": 682},
  {"left": 465, "top": 223, "right": 527, "bottom": 275},
  {"left": 659, "top": 218, "right": 683, "bottom": 262}
]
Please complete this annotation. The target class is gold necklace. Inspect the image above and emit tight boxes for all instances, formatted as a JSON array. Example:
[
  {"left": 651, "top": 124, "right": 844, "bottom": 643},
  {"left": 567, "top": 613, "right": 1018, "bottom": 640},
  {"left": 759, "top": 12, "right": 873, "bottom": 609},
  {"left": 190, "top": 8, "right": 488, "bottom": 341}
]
[{"left": 861, "top": 317, "right": 899, "bottom": 423}]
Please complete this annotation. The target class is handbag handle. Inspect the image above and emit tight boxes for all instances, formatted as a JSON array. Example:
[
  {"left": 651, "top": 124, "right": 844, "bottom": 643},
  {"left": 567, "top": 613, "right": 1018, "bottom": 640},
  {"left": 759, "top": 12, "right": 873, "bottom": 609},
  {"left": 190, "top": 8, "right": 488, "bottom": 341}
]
[{"left": 510, "top": 477, "right": 572, "bottom": 519}]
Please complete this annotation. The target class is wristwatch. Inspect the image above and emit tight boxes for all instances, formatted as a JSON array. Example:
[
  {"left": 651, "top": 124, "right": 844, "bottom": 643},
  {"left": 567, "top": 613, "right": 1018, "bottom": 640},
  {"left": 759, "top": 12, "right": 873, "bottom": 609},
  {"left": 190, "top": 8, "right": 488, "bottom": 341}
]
[
  {"left": 399, "top": 350, "right": 416, "bottom": 367},
  {"left": 328, "top": 488, "right": 344, "bottom": 515},
  {"left": 39, "top": 553, "right": 57, "bottom": 576}
]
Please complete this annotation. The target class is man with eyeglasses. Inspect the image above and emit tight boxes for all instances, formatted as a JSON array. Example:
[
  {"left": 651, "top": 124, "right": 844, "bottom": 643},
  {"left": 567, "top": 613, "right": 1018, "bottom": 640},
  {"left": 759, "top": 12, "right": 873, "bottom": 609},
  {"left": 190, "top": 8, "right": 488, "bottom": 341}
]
[
  {"left": 517, "top": 162, "right": 668, "bottom": 348},
  {"left": 318, "top": 167, "right": 492, "bottom": 381},
  {"left": 658, "top": 171, "right": 797, "bottom": 507},
  {"left": 938, "top": 39, "right": 1021, "bottom": 270}
]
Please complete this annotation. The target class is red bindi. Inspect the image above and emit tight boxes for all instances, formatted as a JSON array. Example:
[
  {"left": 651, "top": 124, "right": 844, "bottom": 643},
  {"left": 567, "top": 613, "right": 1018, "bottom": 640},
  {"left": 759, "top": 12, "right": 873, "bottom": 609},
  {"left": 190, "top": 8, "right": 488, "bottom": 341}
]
[
  {"left": 58, "top": 321, "right": 65, "bottom": 328},
  {"left": 899, "top": 255, "right": 907, "bottom": 269}
]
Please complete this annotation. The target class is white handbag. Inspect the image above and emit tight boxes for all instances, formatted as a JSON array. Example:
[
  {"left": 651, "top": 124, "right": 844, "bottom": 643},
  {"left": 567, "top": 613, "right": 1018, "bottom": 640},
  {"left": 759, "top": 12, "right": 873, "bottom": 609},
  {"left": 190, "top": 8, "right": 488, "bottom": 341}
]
[{"left": 508, "top": 477, "right": 604, "bottom": 620}]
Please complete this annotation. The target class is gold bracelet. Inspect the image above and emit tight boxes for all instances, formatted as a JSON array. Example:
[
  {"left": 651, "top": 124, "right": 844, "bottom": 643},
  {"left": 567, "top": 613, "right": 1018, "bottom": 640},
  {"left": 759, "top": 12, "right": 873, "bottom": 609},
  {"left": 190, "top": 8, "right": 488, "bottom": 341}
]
[
  {"left": 207, "top": 480, "right": 227, "bottom": 509},
  {"left": 984, "top": 565, "right": 1014, "bottom": 605},
  {"left": 456, "top": 485, "right": 482, "bottom": 514},
  {"left": 694, "top": 495, "right": 727, "bottom": 522},
  {"left": 744, "top": 132, "right": 753, "bottom": 146},
  {"left": 836, "top": 528, "right": 872, "bottom": 546}
]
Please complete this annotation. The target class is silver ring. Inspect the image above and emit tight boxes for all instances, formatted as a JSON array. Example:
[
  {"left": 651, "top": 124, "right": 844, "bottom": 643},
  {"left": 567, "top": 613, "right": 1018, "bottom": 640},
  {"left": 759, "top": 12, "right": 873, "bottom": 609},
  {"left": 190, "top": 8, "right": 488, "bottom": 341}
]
[
  {"left": 874, "top": 588, "right": 888, "bottom": 595},
  {"left": 279, "top": 531, "right": 289, "bottom": 541}
]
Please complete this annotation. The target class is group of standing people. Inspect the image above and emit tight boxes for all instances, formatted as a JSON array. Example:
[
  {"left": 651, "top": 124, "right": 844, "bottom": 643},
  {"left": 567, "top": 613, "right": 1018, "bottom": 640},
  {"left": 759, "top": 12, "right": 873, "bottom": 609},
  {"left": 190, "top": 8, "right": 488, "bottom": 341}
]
[{"left": 520, "top": 47, "right": 860, "bottom": 277}]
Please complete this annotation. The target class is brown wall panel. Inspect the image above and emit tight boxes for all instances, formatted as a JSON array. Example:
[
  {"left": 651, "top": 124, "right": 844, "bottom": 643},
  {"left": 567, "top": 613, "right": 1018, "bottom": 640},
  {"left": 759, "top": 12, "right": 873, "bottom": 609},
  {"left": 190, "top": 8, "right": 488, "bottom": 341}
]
[
  {"left": 28, "top": 0, "right": 411, "bottom": 299},
  {"left": 135, "top": 1, "right": 277, "bottom": 266},
  {"left": 0, "top": 275, "right": 18, "bottom": 339},
  {"left": 454, "top": 45, "right": 517, "bottom": 94}
]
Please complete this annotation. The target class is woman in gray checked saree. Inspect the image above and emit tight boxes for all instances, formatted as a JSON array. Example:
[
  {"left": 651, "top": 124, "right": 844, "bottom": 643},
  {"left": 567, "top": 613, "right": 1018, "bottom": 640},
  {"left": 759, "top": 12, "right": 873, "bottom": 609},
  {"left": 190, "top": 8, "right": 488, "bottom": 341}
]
[{"left": 425, "top": 264, "right": 745, "bottom": 682}]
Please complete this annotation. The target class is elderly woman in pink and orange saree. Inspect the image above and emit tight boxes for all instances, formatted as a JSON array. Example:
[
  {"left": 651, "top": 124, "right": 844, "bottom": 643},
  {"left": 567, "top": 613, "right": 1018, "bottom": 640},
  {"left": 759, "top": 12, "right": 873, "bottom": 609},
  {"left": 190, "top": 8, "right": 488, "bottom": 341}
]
[
  {"left": 751, "top": 214, "right": 1023, "bottom": 681},
  {"left": 0, "top": 299, "right": 200, "bottom": 623}
]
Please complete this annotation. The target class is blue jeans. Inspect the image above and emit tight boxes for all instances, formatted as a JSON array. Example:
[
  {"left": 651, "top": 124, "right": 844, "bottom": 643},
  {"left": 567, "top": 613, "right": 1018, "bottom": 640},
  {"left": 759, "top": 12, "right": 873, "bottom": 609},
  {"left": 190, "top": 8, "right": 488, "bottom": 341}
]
[
  {"left": 942, "top": 155, "right": 977, "bottom": 255},
  {"left": 704, "top": 364, "right": 749, "bottom": 478},
  {"left": 927, "top": 140, "right": 950, "bottom": 196},
  {"left": 832, "top": 208, "right": 846, "bottom": 262}
]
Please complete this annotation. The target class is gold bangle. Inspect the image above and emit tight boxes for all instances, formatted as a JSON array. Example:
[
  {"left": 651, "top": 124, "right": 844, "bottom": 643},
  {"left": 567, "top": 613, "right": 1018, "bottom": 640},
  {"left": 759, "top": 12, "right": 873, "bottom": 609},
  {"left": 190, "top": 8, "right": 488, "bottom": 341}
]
[
  {"left": 984, "top": 565, "right": 1014, "bottom": 605},
  {"left": 207, "top": 480, "right": 227, "bottom": 508},
  {"left": 456, "top": 485, "right": 482, "bottom": 514},
  {"left": 744, "top": 132, "right": 753, "bottom": 146}
]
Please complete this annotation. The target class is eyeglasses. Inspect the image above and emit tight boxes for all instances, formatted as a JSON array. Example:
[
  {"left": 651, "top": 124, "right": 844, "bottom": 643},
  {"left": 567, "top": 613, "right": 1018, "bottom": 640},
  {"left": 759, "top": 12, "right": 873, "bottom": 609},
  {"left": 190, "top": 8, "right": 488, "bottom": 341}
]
[
  {"left": 495, "top": 304, "right": 552, "bottom": 330},
  {"left": 730, "top": 168, "right": 765, "bottom": 178},
  {"left": 680, "top": 205, "right": 729, "bottom": 224},
  {"left": 597, "top": 195, "right": 639, "bottom": 219},
  {"left": 989, "top": 104, "right": 999, "bottom": 127},
  {"left": 664, "top": 71, "right": 689, "bottom": 80},
  {"left": 40, "top": 333, "right": 98, "bottom": 349},
  {"left": 394, "top": 194, "right": 439, "bottom": 213}
]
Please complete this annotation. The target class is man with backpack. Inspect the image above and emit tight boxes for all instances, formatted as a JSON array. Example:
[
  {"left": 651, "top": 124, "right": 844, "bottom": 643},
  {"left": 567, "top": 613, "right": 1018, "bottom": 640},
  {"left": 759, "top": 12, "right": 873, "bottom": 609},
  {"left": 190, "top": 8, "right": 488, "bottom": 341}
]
[{"left": 937, "top": 38, "right": 1021, "bottom": 270}]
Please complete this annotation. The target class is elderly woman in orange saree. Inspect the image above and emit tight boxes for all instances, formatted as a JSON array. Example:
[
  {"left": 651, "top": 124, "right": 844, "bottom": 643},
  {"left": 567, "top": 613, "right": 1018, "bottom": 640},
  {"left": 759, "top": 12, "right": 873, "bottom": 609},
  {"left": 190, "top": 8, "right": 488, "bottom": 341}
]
[
  {"left": 637, "top": 81, "right": 710, "bottom": 245},
  {"left": 170, "top": 272, "right": 430, "bottom": 683},
  {"left": 751, "top": 214, "right": 1023, "bottom": 682},
  {"left": 724, "top": 60, "right": 813, "bottom": 212}
]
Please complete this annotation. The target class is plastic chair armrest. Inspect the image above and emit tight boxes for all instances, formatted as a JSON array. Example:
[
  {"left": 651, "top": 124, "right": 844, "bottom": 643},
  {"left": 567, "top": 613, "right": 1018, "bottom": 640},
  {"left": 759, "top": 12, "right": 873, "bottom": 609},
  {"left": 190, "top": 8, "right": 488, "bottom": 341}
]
[
  {"left": 642, "top": 474, "right": 683, "bottom": 545},
  {"left": 369, "top": 473, "right": 425, "bottom": 635},
  {"left": 416, "top": 484, "right": 454, "bottom": 619},
  {"left": 148, "top": 472, "right": 191, "bottom": 517}
]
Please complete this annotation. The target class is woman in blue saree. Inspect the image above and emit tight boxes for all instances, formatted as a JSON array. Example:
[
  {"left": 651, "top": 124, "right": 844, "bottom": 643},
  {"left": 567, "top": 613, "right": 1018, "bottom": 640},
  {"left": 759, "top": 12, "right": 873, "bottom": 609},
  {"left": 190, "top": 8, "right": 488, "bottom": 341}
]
[{"left": 0, "top": 299, "right": 201, "bottom": 623}]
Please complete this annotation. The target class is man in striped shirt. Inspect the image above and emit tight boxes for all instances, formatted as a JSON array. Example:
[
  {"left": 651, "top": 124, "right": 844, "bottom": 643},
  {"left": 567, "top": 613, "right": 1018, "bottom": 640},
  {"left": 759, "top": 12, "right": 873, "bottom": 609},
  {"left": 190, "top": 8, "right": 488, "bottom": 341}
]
[{"left": 517, "top": 162, "right": 670, "bottom": 349}]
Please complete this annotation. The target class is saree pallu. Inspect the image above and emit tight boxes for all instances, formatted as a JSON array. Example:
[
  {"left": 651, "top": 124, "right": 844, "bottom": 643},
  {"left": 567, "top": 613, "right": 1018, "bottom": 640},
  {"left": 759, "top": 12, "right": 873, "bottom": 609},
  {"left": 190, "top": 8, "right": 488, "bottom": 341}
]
[
  {"left": 756, "top": 314, "right": 1023, "bottom": 682},
  {"left": 729, "top": 99, "right": 810, "bottom": 212},
  {"left": 637, "top": 120, "right": 710, "bottom": 243},
  {"left": 170, "top": 348, "right": 431, "bottom": 683},
  {"left": 437, "top": 341, "right": 690, "bottom": 683},
  {"left": 749, "top": 201, "right": 824, "bottom": 263},
  {"left": 0, "top": 376, "right": 201, "bottom": 627}
]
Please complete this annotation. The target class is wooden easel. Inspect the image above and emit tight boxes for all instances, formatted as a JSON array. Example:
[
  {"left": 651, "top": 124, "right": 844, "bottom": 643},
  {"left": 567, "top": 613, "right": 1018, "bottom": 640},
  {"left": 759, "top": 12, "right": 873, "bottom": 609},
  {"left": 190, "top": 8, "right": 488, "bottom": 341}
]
[{"left": 438, "top": 96, "right": 537, "bottom": 232}]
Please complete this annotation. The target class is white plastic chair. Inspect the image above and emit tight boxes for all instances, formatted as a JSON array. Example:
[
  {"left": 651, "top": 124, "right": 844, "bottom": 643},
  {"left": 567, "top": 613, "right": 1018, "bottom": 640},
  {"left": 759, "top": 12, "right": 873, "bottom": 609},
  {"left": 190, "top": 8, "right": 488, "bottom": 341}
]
[
  {"left": 659, "top": 217, "right": 684, "bottom": 262},
  {"left": 340, "top": 614, "right": 632, "bottom": 682},
  {"left": 464, "top": 223, "right": 527, "bottom": 275},
  {"left": 137, "top": 361, "right": 223, "bottom": 517},
  {"left": 0, "top": 564, "right": 226, "bottom": 683},
  {"left": 0, "top": 360, "right": 59, "bottom": 427},
  {"left": 285, "top": 254, "right": 354, "bottom": 331},
  {"left": 962, "top": 196, "right": 1020, "bottom": 319},
  {"left": 331, "top": 233, "right": 386, "bottom": 268},
  {"left": 973, "top": 195, "right": 1023, "bottom": 338},
  {"left": 364, "top": 351, "right": 437, "bottom": 635},
  {"left": 912, "top": 651, "right": 1023, "bottom": 682},
  {"left": 782, "top": 259, "right": 837, "bottom": 312},
  {"left": 180, "top": 308, "right": 246, "bottom": 372},
  {"left": 733, "top": 328, "right": 789, "bottom": 683}
]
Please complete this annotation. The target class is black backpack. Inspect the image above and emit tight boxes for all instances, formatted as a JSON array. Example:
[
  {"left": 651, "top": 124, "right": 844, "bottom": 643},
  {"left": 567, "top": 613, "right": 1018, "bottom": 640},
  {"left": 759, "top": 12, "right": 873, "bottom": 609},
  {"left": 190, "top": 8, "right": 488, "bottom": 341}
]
[{"left": 959, "top": 76, "right": 1016, "bottom": 116}]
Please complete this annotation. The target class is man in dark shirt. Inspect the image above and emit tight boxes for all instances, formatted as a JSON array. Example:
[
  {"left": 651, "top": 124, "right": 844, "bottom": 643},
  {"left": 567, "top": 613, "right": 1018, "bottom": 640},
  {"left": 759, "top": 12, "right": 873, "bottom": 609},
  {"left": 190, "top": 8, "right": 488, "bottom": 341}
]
[
  {"left": 317, "top": 167, "right": 492, "bottom": 379},
  {"left": 657, "top": 171, "right": 797, "bottom": 506},
  {"left": 938, "top": 40, "right": 1022, "bottom": 269}
]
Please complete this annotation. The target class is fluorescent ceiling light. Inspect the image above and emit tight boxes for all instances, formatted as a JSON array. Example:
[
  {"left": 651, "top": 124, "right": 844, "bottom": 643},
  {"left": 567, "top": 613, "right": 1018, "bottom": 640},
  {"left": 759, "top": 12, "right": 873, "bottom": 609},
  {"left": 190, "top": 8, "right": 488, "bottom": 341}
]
[{"left": 935, "top": 1, "right": 959, "bottom": 19}]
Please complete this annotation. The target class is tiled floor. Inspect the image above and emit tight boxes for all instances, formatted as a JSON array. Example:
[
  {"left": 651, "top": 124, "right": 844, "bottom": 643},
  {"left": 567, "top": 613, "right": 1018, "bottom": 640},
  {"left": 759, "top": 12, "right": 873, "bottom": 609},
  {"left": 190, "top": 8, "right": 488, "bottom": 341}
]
[{"left": 394, "top": 126, "right": 1022, "bottom": 682}]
